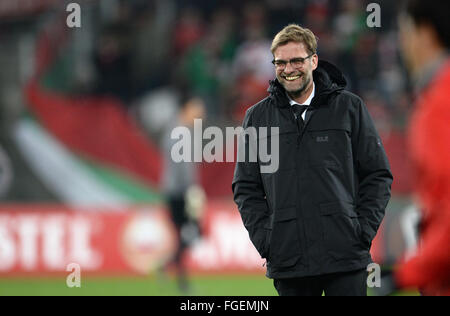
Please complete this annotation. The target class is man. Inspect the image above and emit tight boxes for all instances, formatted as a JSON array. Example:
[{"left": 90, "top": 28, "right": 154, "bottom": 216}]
[
  {"left": 0, "top": 145, "right": 12, "bottom": 198},
  {"left": 395, "top": 0, "right": 450, "bottom": 296},
  {"left": 232, "top": 24, "right": 393, "bottom": 296},
  {"left": 161, "top": 92, "right": 206, "bottom": 293}
]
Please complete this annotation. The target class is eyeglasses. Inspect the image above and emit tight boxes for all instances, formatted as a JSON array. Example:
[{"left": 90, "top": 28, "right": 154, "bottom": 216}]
[{"left": 272, "top": 53, "right": 315, "bottom": 70}]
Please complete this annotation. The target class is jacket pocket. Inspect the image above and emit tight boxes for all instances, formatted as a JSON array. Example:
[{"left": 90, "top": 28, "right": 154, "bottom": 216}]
[
  {"left": 269, "top": 207, "right": 302, "bottom": 268},
  {"left": 320, "top": 200, "right": 364, "bottom": 261}
]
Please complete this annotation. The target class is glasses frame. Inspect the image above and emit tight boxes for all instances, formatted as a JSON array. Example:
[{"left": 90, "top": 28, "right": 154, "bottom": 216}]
[{"left": 272, "top": 53, "right": 315, "bottom": 70}]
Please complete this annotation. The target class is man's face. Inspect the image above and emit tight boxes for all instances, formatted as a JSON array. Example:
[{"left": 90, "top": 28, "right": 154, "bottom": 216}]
[
  {"left": 273, "top": 41, "right": 318, "bottom": 98},
  {"left": 398, "top": 14, "right": 438, "bottom": 77},
  {"left": 399, "top": 14, "right": 420, "bottom": 75}
]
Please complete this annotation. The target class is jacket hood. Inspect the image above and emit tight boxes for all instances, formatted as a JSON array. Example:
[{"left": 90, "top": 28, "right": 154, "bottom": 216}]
[{"left": 268, "top": 60, "right": 347, "bottom": 108}]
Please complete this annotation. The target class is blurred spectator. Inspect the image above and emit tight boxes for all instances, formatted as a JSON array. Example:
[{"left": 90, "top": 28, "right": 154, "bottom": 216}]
[
  {"left": 173, "top": 6, "right": 205, "bottom": 58},
  {"left": 93, "top": 22, "right": 133, "bottom": 103},
  {"left": 232, "top": 3, "right": 273, "bottom": 85},
  {"left": 231, "top": 2, "right": 273, "bottom": 122},
  {"left": 181, "top": 30, "right": 225, "bottom": 118},
  {"left": 333, "top": 0, "right": 366, "bottom": 53},
  {"left": 131, "top": 0, "right": 175, "bottom": 92}
]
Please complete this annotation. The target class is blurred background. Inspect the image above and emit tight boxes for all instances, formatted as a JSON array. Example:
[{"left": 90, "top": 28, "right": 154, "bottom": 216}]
[{"left": 0, "top": 0, "right": 418, "bottom": 295}]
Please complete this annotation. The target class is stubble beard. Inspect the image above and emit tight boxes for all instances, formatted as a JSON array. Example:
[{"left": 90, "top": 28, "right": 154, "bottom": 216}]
[{"left": 283, "top": 73, "right": 312, "bottom": 100}]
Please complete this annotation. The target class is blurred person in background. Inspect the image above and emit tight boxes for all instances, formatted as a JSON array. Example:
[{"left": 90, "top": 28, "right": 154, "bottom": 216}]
[
  {"left": 0, "top": 145, "right": 13, "bottom": 199},
  {"left": 160, "top": 91, "right": 206, "bottom": 293},
  {"left": 395, "top": 0, "right": 450, "bottom": 296},
  {"left": 93, "top": 22, "right": 133, "bottom": 103},
  {"left": 233, "top": 24, "right": 392, "bottom": 296},
  {"left": 173, "top": 6, "right": 205, "bottom": 58},
  {"left": 178, "top": 6, "right": 238, "bottom": 120},
  {"left": 231, "top": 2, "right": 273, "bottom": 122}
]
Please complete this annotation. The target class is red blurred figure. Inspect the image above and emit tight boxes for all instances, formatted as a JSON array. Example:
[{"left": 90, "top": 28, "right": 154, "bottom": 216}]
[
  {"left": 396, "top": 0, "right": 450, "bottom": 296},
  {"left": 173, "top": 7, "right": 204, "bottom": 57}
]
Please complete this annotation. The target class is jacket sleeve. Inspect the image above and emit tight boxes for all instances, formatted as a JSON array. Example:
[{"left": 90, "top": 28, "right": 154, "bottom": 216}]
[
  {"left": 353, "top": 99, "right": 393, "bottom": 248},
  {"left": 232, "top": 109, "right": 271, "bottom": 259}
]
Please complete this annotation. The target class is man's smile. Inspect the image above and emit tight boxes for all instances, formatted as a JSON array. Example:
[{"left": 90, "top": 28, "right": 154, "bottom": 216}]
[
  {"left": 282, "top": 74, "right": 302, "bottom": 82},
  {"left": 284, "top": 75, "right": 301, "bottom": 81}
]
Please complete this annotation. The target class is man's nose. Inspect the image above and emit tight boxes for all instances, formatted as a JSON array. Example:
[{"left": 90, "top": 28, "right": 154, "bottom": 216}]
[{"left": 284, "top": 61, "right": 295, "bottom": 73}]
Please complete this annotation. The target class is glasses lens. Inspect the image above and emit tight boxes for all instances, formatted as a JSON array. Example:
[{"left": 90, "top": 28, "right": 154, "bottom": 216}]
[
  {"left": 274, "top": 61, "right": 286, "bottom": 69},
  {"left": 291, "top": 58, "right": 304, "bottom": 68}
]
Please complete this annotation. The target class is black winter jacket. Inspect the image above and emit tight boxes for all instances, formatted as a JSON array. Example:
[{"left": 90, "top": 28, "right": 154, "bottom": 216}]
[{"left": 232, "top": 60, "right": 393, "bottom": 279}]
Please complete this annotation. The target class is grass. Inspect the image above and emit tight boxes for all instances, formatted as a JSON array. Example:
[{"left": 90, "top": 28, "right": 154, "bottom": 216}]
[
  {"left": 0, "top": 275, "right": 419, "bottom": 296},
  {"left": 0, "top": 274, "right": 279, "bottom": 296}
]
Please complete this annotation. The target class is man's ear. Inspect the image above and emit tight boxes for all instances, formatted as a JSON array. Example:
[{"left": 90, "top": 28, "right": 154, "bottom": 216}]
[{"left": 312, "top": 54, "right": 319, "bottom": 70}]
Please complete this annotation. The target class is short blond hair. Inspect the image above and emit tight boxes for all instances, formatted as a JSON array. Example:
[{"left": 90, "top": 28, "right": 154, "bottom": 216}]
[{"left": 271, "top": 24, "right": 318, "bottom": 55}]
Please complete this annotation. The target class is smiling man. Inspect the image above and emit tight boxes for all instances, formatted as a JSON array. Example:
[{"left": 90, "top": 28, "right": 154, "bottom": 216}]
[
  {"left": 272, "top": 40, "right": 317, "bottom": 106},
  {"left": 232, "top": 24, "right": 393, "bottom": 296}
]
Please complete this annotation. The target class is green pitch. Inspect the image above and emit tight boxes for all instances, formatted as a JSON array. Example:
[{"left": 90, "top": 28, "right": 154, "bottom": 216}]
[
  {"left": 0, "top": 275, "right": 278, "bottom": 296},
  {"left": 0, "top": 275, "right": 418, "bottom": 296}
]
